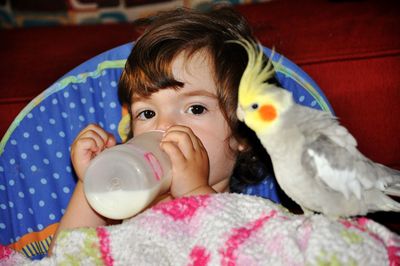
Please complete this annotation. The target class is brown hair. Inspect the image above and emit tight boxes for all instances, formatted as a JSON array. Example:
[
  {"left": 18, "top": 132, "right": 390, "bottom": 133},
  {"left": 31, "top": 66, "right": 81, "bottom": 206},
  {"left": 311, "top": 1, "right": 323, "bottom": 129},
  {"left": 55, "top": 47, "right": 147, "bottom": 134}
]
[{"left": 118, "top": 6, "right": 275, "bottom": 193}]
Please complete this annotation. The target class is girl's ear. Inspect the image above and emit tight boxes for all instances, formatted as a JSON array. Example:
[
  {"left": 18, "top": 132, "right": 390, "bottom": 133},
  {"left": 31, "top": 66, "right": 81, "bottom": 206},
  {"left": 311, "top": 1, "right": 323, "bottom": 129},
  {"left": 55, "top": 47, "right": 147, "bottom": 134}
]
[
  {"left": 229, "top": 136, "right": 248, "bottom": 153},
  {"left": 238, "top": 143, "right": 246, "bottom": 152}
]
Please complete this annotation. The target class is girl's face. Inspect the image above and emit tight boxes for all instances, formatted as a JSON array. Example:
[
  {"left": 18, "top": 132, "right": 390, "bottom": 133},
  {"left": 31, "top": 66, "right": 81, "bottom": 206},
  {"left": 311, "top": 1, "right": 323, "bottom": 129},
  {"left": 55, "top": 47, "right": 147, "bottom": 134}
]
[{"left": 130, "top": 50, "right": 241, "bottom": 191}]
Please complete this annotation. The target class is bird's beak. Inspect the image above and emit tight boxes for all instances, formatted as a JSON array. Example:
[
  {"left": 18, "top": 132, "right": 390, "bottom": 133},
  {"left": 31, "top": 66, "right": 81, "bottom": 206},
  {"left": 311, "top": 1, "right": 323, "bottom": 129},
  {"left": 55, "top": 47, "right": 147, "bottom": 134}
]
[{"left": 237, "top": 105, "right": 245, "bottom": 122}]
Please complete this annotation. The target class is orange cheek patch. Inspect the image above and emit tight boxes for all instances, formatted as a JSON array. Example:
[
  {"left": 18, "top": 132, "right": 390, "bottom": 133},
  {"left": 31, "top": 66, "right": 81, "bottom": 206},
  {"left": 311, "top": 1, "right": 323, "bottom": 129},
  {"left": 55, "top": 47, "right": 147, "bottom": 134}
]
[{"left": 259, "top": 104, "right": 277, "bottom": 121}]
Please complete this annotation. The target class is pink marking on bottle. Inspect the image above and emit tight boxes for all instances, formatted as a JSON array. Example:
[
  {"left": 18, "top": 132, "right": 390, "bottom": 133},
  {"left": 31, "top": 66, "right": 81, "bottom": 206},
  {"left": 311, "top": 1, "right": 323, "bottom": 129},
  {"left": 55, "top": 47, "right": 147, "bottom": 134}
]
[
  {"left": 153, "top": 195, "right": 210, "bottom": 221},
  {"left": 96, "top": 227, "right": 114, "bottom": 266},
  {"left": 219, "top": 210, "right": 277, "bottom": 266},
  {"left": 187, "top": 246, "right": 211, "bottom": 266},
  {"left": 144, "top": 152, "right": 163, "bottom": 181}
]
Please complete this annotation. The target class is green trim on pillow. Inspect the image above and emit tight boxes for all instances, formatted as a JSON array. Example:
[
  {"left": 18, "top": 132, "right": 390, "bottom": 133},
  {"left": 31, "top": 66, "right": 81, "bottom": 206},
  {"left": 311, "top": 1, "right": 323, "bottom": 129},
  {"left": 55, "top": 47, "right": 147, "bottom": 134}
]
[{"left": 274, "top": 64, "right": 332, "bottom": 113}]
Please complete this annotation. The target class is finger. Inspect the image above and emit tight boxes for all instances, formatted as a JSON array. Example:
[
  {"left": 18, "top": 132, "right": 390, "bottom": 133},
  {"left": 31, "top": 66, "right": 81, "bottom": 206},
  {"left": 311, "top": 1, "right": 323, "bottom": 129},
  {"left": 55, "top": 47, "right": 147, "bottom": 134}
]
[
  {"left": 162, "top": 130, "right": 195, "bottom": 159},
  {"left": 75, "top": 124, "right": 101, "bottom": 138},
  {"left": 160, "top": 141, "right": 187, "bottom": 167},
  {"left": 80, "top": 130, "right": 108, "bottom": 152},
  {"left": 176, "top": 126, "right": 205, "bottom": 152},
  {"left": 89, "top": 124, "right": 113, "bottom": 144},
  {"left": 164, "top": 125, "right": 206, "bottom": 153},
  {"left": 79, "top": 124, "right": 117, "bottom": 150},
  {"left": 164, "top": 125, "right": 200, "bottom": 150},
  {"left": 77, "top": 124, "right": 111, "bottom": 144},
  {"left": 72, "top": 133, "right": 108, "bottom": 158},
  {"left": 105, "top": 133, "right": 117, "bottom": 148},
  {"left": 75, "top": 137, "right": 101, "bottom": 155}
]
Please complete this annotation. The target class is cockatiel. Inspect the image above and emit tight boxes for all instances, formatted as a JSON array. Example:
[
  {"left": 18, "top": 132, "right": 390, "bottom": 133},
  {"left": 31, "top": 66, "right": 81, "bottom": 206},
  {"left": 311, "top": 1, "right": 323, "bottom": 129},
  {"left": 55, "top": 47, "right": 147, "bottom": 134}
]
[{"left": 234, "top": 38, "right": 400, "bottom": 218}]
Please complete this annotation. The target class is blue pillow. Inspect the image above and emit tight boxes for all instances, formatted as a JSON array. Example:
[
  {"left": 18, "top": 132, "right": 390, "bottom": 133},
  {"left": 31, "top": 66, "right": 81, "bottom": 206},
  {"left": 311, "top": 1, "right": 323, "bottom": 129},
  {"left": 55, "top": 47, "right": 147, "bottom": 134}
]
[{"left": 0, "top": 42, "right": 333, "bottom": 260}]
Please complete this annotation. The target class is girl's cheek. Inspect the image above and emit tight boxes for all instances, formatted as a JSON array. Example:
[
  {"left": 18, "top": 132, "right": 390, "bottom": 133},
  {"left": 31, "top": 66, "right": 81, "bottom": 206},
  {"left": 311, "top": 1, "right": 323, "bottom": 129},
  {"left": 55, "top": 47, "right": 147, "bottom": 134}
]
[{"left": 131, "top": 122, "right": 149, "bottom": 136}]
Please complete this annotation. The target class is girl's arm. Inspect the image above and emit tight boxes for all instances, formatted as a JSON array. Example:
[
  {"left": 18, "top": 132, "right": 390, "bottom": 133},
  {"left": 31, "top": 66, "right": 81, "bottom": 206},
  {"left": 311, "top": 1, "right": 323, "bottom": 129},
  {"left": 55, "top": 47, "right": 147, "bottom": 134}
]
[
  {"left": 49, "top": 124, "right": 117, "bottom": 255},
  {"left": 48, "top": 180, "right": 108, "bottom": 255},
  {"left": 57, "top": 181, "right": 107, "bottom": 230}
]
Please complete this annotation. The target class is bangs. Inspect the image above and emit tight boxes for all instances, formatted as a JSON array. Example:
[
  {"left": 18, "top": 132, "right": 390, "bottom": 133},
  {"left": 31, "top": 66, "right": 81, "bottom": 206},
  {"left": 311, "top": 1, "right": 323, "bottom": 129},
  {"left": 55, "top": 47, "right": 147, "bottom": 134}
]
[{"left": 120, "top": 46, "right": 184, "bottom": 101}]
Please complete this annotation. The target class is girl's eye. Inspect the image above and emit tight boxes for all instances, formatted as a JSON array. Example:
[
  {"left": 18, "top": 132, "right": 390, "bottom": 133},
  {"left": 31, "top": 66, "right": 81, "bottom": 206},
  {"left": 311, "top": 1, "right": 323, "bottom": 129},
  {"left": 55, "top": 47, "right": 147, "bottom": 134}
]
[
  {"left": 136, "top": 110, "right": 156, "bottom": 120},
  {"left": 187, "top": 105, "right": 207, "bottom": 115}
]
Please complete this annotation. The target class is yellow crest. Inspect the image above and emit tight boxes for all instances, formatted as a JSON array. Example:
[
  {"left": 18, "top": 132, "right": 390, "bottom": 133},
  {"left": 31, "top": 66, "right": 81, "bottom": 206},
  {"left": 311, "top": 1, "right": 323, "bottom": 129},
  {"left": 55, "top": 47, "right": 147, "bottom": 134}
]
[{"left": 230, "top": 39, "right": 276, "bottom": 107}]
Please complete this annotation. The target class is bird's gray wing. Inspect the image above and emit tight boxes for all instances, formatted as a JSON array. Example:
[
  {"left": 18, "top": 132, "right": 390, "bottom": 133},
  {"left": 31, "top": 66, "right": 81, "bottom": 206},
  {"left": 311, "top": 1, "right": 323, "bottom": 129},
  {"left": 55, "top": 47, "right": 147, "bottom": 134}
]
[
  {"left": 290, "top": 105, "right": 399, "bottom": 199},
  {"left": 301, "top": 135, "right": 373, "bottom": 199},
  {"left": 289, "top": 105, "right": 358, "bottom": 152}
]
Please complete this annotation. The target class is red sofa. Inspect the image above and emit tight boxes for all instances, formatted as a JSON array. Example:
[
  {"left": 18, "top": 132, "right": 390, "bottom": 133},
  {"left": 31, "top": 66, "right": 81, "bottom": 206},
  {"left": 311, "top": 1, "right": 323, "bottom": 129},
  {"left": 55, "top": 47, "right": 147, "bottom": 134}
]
[{"left": 1, "top": 0, "right": 399, "bottom": 231}]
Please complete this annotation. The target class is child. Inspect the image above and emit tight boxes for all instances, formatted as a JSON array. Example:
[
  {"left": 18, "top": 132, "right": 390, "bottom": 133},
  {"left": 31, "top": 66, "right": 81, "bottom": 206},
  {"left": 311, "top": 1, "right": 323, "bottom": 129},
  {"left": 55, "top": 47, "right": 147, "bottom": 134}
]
[{"left": 50, "top": 6, "right": 279, "bottom": 252}]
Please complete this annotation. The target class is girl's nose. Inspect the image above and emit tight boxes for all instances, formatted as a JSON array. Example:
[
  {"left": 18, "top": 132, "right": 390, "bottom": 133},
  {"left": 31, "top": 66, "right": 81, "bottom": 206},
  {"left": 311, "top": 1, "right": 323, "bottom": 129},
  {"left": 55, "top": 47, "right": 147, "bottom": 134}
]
[{"left": 156, "top": 114, "right": 175, "bottom": 131}]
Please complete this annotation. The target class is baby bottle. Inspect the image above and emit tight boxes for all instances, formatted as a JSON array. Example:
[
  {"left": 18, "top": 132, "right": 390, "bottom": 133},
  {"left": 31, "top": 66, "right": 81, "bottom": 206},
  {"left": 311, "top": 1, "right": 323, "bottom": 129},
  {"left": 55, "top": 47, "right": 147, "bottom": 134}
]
[{"left": 83, "top": 130, "right": 172, "bottom": 219}]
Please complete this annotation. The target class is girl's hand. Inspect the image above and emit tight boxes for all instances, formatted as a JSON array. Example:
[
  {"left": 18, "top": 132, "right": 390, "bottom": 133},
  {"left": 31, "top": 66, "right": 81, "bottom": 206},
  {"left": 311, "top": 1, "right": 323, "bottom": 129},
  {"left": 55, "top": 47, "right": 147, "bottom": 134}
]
[
  {"left": 160, "top": 125, "right": 213, "bottom": 198},
  {"left": 70, "top": 124, "right": 116, "bottom": 181}
]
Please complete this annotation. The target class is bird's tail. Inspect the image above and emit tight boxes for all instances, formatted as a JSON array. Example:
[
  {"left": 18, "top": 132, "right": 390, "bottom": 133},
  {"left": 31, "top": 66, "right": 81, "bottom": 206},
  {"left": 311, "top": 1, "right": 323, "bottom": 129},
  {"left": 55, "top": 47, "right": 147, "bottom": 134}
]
[
  {"left": 385, "top": 183, "right": 400, "bottom": 197},
  {"left": 379, "top": 195, "right": 400, "bottom": 212},
  {"left": 382, "top": 165, "right": 400, "bottom": 197},
  {"left": 367, "top": 187, "right": 400, "bottom": 213}
]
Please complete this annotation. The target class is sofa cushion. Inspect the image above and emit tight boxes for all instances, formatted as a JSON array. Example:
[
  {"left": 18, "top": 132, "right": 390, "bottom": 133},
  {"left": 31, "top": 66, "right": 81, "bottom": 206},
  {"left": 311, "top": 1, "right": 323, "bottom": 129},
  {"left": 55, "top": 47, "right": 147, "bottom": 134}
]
[
  {"left": 237, "top": 0, "right": 400, "bottom": 170},
  {"left": 0, "top": 23, "right": 141, "bottom": 138}
]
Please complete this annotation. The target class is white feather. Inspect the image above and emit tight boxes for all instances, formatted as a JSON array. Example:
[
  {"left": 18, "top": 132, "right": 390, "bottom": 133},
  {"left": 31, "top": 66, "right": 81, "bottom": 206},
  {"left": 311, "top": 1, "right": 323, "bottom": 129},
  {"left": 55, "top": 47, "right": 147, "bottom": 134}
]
[{"left": 307, "top": 149, "right": 362, "bottom": 200}]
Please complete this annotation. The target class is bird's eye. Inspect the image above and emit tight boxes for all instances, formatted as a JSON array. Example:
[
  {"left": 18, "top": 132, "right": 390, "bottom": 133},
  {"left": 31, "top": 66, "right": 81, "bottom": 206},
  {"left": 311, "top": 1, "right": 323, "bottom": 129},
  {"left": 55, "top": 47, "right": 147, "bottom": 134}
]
[{"left": 251, "top": 103, "right": 259, "bottom": 110}]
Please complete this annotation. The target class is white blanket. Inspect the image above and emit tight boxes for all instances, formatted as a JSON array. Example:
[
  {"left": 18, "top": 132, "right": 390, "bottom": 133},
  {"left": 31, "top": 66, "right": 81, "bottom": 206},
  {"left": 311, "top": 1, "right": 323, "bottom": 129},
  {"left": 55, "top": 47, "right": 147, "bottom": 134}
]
[{"left": 1, "top": 193, "right": 399, "bottom": 265}]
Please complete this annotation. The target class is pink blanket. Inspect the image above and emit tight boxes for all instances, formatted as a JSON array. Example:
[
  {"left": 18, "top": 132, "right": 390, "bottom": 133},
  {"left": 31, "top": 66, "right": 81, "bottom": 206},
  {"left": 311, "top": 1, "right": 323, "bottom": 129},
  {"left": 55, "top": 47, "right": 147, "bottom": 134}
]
[{"left": 1, "top": 193, "right": 399, "bottom": 265}]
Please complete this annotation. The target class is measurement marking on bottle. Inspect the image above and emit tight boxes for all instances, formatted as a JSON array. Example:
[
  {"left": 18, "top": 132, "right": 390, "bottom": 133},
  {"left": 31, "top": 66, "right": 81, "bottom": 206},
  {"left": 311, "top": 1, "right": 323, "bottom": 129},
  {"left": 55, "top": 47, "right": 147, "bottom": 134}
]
[{"left": 144, "top": 152, "right": 163, "bottom": 181}]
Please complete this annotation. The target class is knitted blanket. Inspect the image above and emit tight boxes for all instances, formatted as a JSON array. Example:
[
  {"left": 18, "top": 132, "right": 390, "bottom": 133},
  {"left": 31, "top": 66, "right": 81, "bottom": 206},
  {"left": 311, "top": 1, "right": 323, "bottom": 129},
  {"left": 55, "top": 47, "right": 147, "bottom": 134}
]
[{"left": 1, "top": 193, "right": 399, "bottom": 265}]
